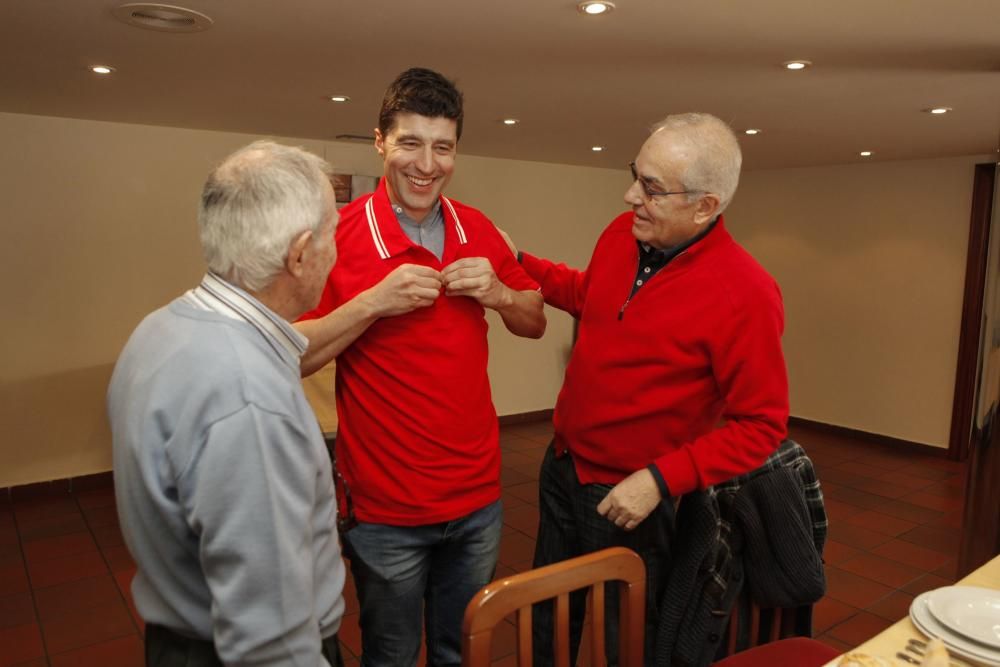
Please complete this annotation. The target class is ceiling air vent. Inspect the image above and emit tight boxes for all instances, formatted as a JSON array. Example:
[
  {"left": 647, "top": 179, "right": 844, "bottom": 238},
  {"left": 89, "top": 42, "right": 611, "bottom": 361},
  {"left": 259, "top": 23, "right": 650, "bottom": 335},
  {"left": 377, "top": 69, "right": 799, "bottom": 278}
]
[{"left": 111, "top": 3, "right": 213, "bottom": 33}]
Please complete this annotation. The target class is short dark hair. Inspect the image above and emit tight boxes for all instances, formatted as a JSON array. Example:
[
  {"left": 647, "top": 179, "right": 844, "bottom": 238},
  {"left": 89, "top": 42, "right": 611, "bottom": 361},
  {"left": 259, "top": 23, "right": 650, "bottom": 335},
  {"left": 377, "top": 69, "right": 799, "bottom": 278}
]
[{"left": 378, "top": 67, "right": 464, "bottom": 141}]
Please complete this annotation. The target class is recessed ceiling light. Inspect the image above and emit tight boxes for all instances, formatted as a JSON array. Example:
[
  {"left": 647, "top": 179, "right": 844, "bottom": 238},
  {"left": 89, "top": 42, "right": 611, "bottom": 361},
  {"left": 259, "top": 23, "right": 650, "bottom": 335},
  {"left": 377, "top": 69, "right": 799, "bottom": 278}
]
[
  {"left": 591, "top": 146, "right": 604, "bottom": 152},
  {"left": 90, "top": 65, "right": 115, "bottom": 75},
  {"left": 502, "top": 118, "right": 519, "bottom": 126},
  {"left": 860, "top": 151, "right": 873, "bottom": 157},
  {"left": 744, "top": 128, "right": 761, "bottom": 136},
  {"left": 783, "top": 60, "right": 812, "bottom": 71},
  {"left": 329, "top": 95, "right": 351, "bottom": 103},
  {"left": 111, "top": 3, "right": 213, "bottom": 33},
  {"left": 577, "top": 0, "right": 615, "bottom": 15},
  {"left": 924, "top": 107, "right": 953, "bottom": 115}
]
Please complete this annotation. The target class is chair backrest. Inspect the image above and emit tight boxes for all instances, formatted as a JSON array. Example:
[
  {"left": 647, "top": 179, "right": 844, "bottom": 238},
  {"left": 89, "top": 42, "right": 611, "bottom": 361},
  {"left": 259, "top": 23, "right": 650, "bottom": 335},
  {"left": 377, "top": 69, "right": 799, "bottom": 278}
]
[
  {"left": 724, "top": 594, "right": 811, "bottom": 656},
  {"left": 461, "top": 546, "right": 646, "bottom": 667}
]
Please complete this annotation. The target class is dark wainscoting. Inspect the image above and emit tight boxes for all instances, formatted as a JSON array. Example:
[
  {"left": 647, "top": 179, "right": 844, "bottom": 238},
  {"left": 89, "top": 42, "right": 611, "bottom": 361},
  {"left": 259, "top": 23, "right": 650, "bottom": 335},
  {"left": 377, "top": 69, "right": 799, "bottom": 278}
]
[
  {"left": 498, "top": 409, "right": 554, "bottom": 426},
  {"left": 788, "top": 416, "right": 949, "bottom": 458}
]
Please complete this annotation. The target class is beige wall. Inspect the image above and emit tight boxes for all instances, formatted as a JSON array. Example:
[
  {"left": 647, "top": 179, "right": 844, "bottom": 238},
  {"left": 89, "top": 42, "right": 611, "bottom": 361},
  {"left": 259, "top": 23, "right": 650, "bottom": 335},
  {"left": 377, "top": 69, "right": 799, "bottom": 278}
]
[
  {"left": 0, "top": 110, "right": 989, "bottom": 485},
  {"left": 448, "top": 153, "right": 627, "bottom": 415},
  {"left": 728, "top": 156, "right": 993, "bottom": 448},
  {"left": 0, "top": 111, "right": 622, "bottom": 486}
]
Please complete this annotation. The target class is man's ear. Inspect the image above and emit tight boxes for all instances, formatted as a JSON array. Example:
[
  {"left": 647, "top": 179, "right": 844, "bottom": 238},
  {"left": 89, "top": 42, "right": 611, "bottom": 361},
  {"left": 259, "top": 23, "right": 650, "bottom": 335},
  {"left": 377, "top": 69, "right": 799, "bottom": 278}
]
[
  {"left": 693, "top": 193, "right": 722, "bottom": 226},
  {"left": 286, "top": 229, "right": 314, "bottom": 278},
  {"left": 374, "top": 128, "right": 385, "bottom": 158}
]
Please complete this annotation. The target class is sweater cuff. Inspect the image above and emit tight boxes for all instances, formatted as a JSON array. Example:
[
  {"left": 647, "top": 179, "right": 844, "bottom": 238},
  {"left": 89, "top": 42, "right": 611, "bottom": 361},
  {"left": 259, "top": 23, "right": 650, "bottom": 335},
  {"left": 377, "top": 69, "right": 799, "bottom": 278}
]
[
  {"left": 646, "top": 464, "right": 671, "bottom": 499},
  {"left": 519, "top": 251, "right": 545, "bottom": 283},
  {"left": 654, "top": 448, "right": 700, "bottom": 497}
]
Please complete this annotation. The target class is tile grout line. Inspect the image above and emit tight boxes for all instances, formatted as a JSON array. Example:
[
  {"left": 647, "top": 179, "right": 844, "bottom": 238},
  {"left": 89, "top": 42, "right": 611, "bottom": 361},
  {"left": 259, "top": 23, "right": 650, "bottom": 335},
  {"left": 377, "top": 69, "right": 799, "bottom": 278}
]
[
  {"left": 77, "top": 488, "right": 145, "bottom": 639},
  {"left": 10, "top": 496, "right": 55, "bottom": 665},
  {"left": 36, "top": 488, "right": 142, "bottom": 661}
]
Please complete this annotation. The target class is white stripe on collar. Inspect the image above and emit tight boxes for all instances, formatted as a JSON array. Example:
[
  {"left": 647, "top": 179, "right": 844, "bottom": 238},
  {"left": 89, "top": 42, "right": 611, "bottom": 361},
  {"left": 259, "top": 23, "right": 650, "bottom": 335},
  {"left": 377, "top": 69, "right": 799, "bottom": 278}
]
[
  {"left": 365, "top": 194, "right": 468, "bottom": 259},
  {"left": 365, "top": 197, "right": 390, "bottom": 260},
  {"left": 441, "top": 197, "right": 468, "bottom": 245},
  {"left": 183, "top": 273, "right": 307, "bottom": 366}
]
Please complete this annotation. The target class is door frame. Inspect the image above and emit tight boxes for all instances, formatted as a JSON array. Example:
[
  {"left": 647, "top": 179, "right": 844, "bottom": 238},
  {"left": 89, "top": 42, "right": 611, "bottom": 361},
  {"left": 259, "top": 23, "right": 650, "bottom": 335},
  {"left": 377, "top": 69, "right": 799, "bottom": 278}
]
[{"left": 948, "top": 162, "right": 998, "bottom": 460}]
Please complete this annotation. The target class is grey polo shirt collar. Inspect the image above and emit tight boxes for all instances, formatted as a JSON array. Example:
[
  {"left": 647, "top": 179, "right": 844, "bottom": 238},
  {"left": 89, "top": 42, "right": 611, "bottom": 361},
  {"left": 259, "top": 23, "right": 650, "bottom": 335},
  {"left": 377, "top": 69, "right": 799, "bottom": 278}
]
[
  {"left": 182, "top": 273, "right": 308, "bottom": 370},
  {"left": 392, "top": 200, "right": 442, "bottom": 224},
  {"left": 392, "top": 201, "right": 445, "bottom": 261}
]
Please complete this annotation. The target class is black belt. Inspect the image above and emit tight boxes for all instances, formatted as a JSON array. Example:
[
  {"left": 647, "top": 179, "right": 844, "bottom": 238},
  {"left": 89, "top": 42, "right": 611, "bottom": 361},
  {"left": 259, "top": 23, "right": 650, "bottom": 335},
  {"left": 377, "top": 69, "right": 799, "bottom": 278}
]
[
  {"left": 145, "top": 624, "right": 221, "bottom": 666},
  {"left": 145, "top": 624, "right": 343, "bottom": 667}
]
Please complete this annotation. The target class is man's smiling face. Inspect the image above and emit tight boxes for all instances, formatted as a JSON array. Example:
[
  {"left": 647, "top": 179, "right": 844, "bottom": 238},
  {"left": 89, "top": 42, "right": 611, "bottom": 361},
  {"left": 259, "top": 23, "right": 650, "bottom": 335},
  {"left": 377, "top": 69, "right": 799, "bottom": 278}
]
[{"left": 375, "top": 112, "right": 457, "bottom": 223}]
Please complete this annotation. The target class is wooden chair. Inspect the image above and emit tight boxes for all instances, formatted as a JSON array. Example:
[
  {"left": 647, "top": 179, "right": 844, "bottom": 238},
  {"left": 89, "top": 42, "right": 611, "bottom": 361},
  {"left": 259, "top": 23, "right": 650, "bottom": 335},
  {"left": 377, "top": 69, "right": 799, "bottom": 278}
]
[
  {"left": 723, "top": 594, "right": 814, "bottom": 656},
  {"left": 461, "top": 546, "right": 646, "bottom": 667}
]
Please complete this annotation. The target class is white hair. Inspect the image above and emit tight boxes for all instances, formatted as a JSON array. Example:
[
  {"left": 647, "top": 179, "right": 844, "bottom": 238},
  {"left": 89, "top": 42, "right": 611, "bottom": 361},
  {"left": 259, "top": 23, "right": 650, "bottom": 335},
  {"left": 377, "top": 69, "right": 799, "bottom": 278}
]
[
  {"left": 650, "top": 113, "right": 742, "bottom": 213},
  {"left": 198, "top": 141, "right": 332, "bottom": 292}
]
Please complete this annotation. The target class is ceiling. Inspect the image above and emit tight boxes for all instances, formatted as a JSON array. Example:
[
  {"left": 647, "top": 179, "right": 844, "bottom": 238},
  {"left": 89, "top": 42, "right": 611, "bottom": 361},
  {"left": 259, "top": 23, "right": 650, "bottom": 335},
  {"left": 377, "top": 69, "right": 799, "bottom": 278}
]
[{"left": 1, "top": 0, "right": 998, "bottom": 170}]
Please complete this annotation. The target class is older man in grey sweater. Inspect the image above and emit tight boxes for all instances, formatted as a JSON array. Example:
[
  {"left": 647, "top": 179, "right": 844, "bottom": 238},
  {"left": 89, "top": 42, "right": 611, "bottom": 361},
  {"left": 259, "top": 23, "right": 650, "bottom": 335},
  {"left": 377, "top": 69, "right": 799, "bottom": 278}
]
[{"left": 108, "top": 141, "right": 346, "bottom": 666}]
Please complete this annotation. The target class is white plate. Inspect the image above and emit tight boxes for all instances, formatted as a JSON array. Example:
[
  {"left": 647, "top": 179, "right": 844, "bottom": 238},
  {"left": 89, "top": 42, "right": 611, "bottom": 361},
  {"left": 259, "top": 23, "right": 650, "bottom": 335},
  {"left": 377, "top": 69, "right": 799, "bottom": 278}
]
[
  {"left": 911, "top": 591, "right": 1000, "bottom": 666},
  {"left": 928, "top": 586, "right": 1000, "bottom": 648}
]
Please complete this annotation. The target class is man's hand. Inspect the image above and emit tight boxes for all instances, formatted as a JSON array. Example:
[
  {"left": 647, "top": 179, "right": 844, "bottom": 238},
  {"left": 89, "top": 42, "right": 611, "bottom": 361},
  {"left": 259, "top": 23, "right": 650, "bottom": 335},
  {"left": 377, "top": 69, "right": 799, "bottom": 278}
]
[
  {"left": 296, "top": 264, "right": 443, "bottom": 375},
  {"left": 596, "top": 468, "right": 662, "bottom": 531},
  {"left": 364, "top": 263, "right": 443, "bottom": 316},
  {"left": 441, "top": 257, "right": 512, "bottom": 310}
]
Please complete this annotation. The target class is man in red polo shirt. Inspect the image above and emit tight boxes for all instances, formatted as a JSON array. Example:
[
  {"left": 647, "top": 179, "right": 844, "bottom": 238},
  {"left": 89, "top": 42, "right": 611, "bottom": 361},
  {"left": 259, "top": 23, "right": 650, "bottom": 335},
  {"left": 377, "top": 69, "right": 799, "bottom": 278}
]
[{"left": 296, "top": 68, "right": 545, "bottom": 667}]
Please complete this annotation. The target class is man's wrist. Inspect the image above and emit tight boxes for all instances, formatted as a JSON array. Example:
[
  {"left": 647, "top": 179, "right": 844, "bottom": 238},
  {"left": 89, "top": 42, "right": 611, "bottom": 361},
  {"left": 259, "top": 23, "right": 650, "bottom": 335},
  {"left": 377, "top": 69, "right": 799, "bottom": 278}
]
[
  {"left": 356, "top": 287, "right": 385, "bottom": 320},
  {"left": 492, "top": 284, "right": 514, "bottom": 310}
]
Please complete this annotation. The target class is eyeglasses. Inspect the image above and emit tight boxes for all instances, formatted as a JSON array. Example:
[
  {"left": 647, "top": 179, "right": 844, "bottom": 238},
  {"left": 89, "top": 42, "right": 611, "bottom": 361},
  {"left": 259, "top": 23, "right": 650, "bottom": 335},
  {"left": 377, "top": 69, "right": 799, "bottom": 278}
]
[{"left": 628, "top": 162, "right": 701, "bottom": 199}]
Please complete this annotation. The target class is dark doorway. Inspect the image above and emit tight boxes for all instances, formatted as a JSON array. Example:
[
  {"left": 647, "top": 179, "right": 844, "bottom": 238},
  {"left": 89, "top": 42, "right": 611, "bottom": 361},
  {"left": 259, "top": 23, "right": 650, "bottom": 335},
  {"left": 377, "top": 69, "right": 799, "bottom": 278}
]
[{"left": 956, "top": 162, "right": 1000, "bottom": 575}]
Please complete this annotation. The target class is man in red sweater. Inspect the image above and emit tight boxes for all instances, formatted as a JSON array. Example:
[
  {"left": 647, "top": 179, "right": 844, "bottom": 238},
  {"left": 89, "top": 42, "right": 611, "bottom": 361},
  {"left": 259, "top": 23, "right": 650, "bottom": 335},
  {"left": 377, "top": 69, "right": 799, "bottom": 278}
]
[{"left": 509, "top": 112, "right": 789, "bottom": 665}]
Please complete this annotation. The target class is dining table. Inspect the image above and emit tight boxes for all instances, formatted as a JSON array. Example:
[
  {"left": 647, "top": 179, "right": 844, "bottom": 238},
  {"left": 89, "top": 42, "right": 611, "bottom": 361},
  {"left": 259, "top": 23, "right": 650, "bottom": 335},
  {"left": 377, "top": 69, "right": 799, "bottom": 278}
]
[{"left": 823, "top": 553, "right": 1000, "bottom": 666}]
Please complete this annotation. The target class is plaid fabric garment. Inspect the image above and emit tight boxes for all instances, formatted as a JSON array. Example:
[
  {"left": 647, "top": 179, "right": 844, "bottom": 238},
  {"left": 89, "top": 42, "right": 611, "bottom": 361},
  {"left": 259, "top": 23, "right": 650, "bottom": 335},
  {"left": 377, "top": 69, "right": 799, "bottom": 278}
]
[
  {"left": 655, "top": 439, "right": 827, "bottom": 665},
  {"left": 705, "top": 438, "right": 827, "bottom": 595}
]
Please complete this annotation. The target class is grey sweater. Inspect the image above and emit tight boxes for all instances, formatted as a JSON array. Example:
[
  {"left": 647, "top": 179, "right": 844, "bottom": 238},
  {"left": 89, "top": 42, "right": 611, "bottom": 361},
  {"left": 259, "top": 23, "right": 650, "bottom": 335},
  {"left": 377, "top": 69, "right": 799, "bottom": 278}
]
[{"left": 108, "top": 297, "right": 345, "bottom": 666}]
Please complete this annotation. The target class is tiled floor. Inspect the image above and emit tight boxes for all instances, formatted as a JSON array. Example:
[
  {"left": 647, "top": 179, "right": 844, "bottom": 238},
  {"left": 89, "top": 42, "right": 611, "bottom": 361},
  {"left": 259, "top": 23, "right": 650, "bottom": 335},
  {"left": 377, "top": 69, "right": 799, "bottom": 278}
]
[
  {"left": 0, "top": 420, "right": 968, "bottom": 666},
  {"left": 789, "top": 425, "right": 967, "bottom": 654}
]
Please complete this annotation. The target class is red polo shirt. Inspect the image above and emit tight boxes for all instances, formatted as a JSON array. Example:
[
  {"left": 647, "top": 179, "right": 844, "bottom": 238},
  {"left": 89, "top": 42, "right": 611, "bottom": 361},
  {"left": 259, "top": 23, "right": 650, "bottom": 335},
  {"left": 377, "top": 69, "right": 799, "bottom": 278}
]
[{"left": 300, "top": 181, "right": 539, "bottom": 525}]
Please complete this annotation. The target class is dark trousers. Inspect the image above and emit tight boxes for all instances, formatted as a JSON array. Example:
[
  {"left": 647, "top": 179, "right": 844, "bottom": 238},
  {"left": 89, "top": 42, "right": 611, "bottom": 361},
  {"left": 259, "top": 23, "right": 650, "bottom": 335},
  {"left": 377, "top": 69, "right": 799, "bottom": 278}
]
[
  {"left": 145, "top": 623, "right": 345, "bottom": 666},
  {"left": 531, "top": 445, "right": 674, "bottom": 667}
]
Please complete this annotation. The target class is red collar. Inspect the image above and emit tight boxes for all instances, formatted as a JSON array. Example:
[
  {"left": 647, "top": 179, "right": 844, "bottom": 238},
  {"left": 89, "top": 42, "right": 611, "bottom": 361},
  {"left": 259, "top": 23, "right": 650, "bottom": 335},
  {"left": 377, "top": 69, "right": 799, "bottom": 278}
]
[{"left": 362, "top": 180, "right": 469, "bottom": 260}]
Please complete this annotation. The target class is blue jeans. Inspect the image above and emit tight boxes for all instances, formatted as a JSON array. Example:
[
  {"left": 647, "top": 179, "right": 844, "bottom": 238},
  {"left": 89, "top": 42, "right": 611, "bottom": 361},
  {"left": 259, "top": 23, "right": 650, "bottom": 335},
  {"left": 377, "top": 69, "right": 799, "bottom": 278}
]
[{"left": 342, "top": 500, "right": 503, "bottom": 667}]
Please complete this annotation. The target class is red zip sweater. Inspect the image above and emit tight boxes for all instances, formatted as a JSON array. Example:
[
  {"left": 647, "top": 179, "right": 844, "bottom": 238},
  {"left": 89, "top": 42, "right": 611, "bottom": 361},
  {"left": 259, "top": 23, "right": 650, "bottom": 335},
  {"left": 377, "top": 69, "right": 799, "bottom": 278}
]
[{"left": 520, "top": 213, "right": 788, "bottom": 496}]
